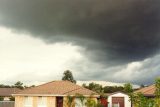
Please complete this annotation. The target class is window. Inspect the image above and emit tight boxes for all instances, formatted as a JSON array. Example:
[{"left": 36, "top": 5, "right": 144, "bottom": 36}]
[
  {"left": 24, "top": 97, "right": 33, "bottom": 107},
  {"left": 75, "top": 98, "right": 86, "bottom": 107},
  {"left": 38, "top": 97, "right": 47, "bottom": 107}
]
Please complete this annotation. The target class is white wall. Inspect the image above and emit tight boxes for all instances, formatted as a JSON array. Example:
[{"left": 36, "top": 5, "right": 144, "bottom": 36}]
[{"left": 108, "top": 92, "right": 131, "bottom": 107}]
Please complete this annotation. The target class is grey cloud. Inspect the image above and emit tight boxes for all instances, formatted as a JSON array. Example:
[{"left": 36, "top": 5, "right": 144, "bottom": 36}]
[
  {"left": 0, "top": 0, "right": 160, "bottom": 84},
  {"left": 0, "top": 0, "right": 160, "bottom": 63},
  {"left": 70, "top": 53, "right": 160, "bottom": 85}
]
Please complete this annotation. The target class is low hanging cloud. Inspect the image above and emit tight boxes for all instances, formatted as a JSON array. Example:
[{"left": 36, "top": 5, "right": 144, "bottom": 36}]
[
  {"left": 0, "top": 0, "right": 160, "bottom": 84},
  {"left": 112, "top": 55, "right": 160, "bottom": 84},
  {"left": 0, "top": 27, "right": 160, "bottom": 85},
  {"left": 0, "top": 0, "right": 160, "bottom": 63}
]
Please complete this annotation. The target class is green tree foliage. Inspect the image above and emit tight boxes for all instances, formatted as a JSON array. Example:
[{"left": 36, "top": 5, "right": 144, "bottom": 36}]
[
  {"left": 140, "top": 84, "right": 145, "bottom": 88},
  {"left": 14, "top": 81, "right": 24, "bottom": 89},
  {"left": 130, "top": 78, "right": 160, "bottom": 107},
  {"left": 66, "top": 94, "right": 104, "bottom": 107},
  {"left": 85, "top": 97, "right": 96, "bottom": 107},
  {"left": 123, "top": 83, "right": 133, "bottom": 93},
  {"left": 96, "top": 101, "right": 104, "bottom": 107},
  {"left": 130, "top": 93, "right": 154, "bottom": 107},
  {"left": 82, "top": 83, "right": 104, "bottom": 94},
  {"left": 24, "top": 85, "right": 35, "bottom": 89},
  {"left": 0, "top": 84, "right": 12, "bottom": 88},
  {"left": 0, "top": 96, "right": 4, "bottom": 101},
  {"left": 62, "top": 70, "right": 76, "bottom": 83},
  {"left": 83, "top": 83, "right": 125, "bottom": 94},
  {"left": 0, "top": 81, "right": 35, "bottom": 89},
  {"left": 155, "top": 77, "right": 160, "bottom": 107},
  {"left": 64, "top": 95, "right": 75, "bottom": 107},
  {"left": 9, "top": 97, "right": 15, "bottom": 101},
  {"left": 103, "top": 86, "right": 124, "bottom": 93}
]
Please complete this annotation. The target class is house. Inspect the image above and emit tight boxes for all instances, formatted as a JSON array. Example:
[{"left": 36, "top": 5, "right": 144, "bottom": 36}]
[
  {"left": 13, "top": 80, "right": 99, "bottom": 107},
  {"left": 106, "top": 92, "right": 131, "bottom": 107},
  {"left": 135, "top": 85, "right": 155, "bottom": 98},
  {"left": 0, "top": 88, "right": 20, "bottom": 101}
]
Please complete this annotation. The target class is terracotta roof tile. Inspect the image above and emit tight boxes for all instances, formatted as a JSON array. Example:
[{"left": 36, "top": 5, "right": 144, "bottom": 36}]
[
  {"left": 0, "top": 88, "right": 21, "bottom": 96},
  {"left": 135, "top": 85, "right": 155, "bottom": 96},
  {"left": 15, "top": 81, "right": 98, "bottom": 96}
]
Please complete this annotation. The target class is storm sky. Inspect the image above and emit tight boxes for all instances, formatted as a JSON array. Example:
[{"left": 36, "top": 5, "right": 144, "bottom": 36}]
[{"left": 0, "top": 0, "right": 160, "bottom": 85}]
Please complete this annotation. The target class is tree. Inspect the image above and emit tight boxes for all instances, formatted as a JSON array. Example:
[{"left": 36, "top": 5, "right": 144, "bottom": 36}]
[
  {"left": 24, "top": 85, "right": 35, "bottom": 89},
  {"left": 130, "top": 93, "right": 155, "bottom": 107},
  {"left": 123, "top": 83, "right": 133, "bottom": 93},
  {"left": 0, "top": 97, "right": 4, "bottom": 101},
  {"left": 82, "top": 83, "right": 104, "bottom": 94},
  {"left": 85, "top": 96, "right": 96, "bottom": 107},
  {"left": 64, "top": 95, "right": 75, "bottom": 107},
  {"left": 103, "top": 86, "right": 124, "bottom": 93},
  {"left": 62, "top": 70, "right": 76, "bottom": 83},
  {"left": 14, "top": 81, "right": 24, "bottom": 89},
  {"left": 0, "top": 84, "right": 11, "bottom": 88},
  {"left": 140, "top": 84, "right": 145, "bottom": 88},
  {"left": 9, "top": 97, "right": 15, "bottom": 101},
  {"left": 155, "top": 77, "right": 160, "bottom": 107}
]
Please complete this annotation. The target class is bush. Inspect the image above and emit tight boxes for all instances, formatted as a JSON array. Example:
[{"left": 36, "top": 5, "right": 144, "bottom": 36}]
[
  {"left": 0, "top": 96, "right": 4, "bottom": 101},
  {"left": 9, "top": 97, "right": 15, "bottom": 101}
]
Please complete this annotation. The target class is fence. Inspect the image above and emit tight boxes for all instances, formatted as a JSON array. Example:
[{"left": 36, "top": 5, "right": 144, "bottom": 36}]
[{"left": 0, "top": 101, "right": 14, "bottom": 107}]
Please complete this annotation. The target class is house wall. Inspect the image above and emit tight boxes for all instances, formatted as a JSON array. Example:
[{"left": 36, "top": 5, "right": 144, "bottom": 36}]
[
  {"left": 47, "top": 97, "right": 56, "bottom": 107},
  {"left": 15, "top": 96, "right": 24, "bottom": 107},
  {"left": 108, "top": 93, "right": 131, "bottom": 107},
  {"left": 33, "top": 97, "right": 38, "bottom": 107},
  {"left": 15, "top": 96, "right": 98, "bottom": 107},
  {"left": 15, "top": 96, "right": 56, "bottom": 107}
]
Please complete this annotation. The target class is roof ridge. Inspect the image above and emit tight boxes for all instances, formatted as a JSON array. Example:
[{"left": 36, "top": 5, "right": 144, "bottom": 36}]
[
  {"left": 16, "top": 80, "right": 62, "bottom": 94},
  {"left": 16, "top": 80, "right": 76, "bottom": 94}
]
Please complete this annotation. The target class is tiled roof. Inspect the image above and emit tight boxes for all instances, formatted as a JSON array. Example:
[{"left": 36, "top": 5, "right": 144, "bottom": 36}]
[
  {"left": 14, "top": 81, "right": 98, "bottom": 96},
  {"left": 135, "top": 85, "right": 155, "bottom": 96},
  {"left": 0, "top": 88, "right": 21, "bottom": 96}
]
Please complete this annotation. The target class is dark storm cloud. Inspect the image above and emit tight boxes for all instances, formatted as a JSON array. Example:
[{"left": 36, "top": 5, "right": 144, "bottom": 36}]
[{"left": 0, "top": 0, "right": 160, "bottom": 63}]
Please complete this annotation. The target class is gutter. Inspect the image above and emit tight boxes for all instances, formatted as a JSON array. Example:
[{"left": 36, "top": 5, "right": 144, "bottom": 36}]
[{"left": 12, "top": 94, "right": 100, "bottom": 97}]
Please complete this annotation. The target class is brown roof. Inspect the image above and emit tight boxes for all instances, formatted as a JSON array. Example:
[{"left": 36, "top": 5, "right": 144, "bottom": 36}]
[
  {"left": 0, "top": 88, "right": 21, "bottom": 97},
  {"left": 14, "top": 81, "right": 99, "bottom": 96},
  {"left": 135, "top": 85, "right": 155, "bottom": 97}
]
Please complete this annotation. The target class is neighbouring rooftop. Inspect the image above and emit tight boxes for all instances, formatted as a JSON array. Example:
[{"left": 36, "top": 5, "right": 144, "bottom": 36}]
[
  {"left": 0, "top": 88, "right": 21, "bottom": 97},
  {"left": 135, "top": 85, "right": 155, "bottom": 97}
]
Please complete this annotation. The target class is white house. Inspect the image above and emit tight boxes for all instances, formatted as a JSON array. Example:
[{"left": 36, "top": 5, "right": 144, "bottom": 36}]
[{"left": 107, "top": 92, "right": 131, "bottom": 107}]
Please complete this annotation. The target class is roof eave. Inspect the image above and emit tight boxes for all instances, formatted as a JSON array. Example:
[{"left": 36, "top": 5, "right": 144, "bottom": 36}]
[{"left": 12, "top": 94, "right": 100, "bottom": 97}]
